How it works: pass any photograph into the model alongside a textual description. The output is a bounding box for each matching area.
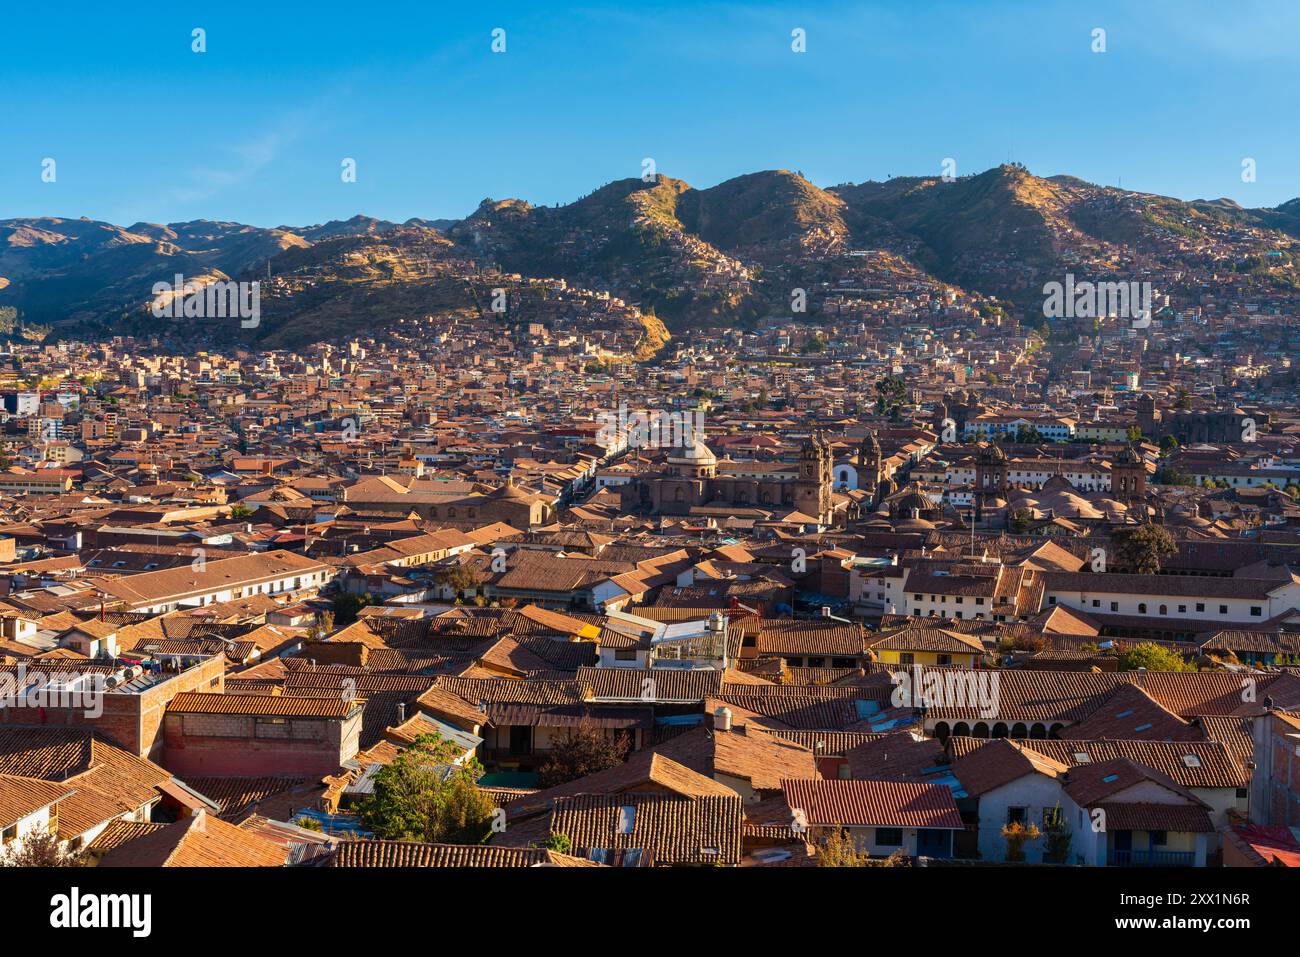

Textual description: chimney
[713,706,732,732]
[396,702,407,724]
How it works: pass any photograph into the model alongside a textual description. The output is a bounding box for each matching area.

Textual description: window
[1178,605,1186,614]
[1149,830,1167,847]
[1196,603,1205,612]
[1111,602,1119,612]
[1138,603,1147,614]
[1007,807,1027,825]
[1,824,16,844]
[900,653,914,665]
[938,655,951,665]
[614,649,638,661]
[875,828,903,847]
[1251,607,1262,617]
[1219,605,1228,615]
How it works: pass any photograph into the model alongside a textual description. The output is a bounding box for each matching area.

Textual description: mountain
[3,166,1299,346]
[0,217,307,329]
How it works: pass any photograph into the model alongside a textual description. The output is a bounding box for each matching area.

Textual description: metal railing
[1110,849,1195,867]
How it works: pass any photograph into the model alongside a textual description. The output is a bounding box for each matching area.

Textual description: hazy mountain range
[3,164,1298,348]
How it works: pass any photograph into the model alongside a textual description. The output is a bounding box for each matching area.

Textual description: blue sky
[2,0,1297,227]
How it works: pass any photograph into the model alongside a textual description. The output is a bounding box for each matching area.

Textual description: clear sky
[3,0,1297,227]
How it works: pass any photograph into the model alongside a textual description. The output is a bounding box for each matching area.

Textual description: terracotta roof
[780,779,964,829]
[952,738,1248,789]
[1062,757,1208,808]
[951,739,1070,797]
[95,809,288,867]
[0,774,75,828]
[167,691,358,718]
[1224,824,1300,867]
[331,839,599,867]
[1092,802,1215,833]
[548,792,743,866]
[577,666,723,702]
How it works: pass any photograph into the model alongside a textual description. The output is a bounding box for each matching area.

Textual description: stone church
[624,430,837,526]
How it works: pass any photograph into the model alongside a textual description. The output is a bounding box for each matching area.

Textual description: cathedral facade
[626,432,836,525]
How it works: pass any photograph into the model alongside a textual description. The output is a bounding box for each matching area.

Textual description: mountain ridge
[3,165,1299,346]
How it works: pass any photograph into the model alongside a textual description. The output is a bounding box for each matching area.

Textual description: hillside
[3,166,1299,346]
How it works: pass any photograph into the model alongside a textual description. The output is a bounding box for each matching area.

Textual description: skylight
[617,805,636,835]
[1182,754,1202,768]
[1102,773,1119,783]
[1073,752,1091,763]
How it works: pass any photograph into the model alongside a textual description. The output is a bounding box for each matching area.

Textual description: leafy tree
[1112,523,1177,574]
[536,723,630,788]
[815,827,907,867]
[305,610,335,642]
[1120,642,1195,673]
[816,826,873,866]
[356,734,496,844]
[874,375,908,421]
[1155,466,1193,486]
[332,591,375,627]
[1126,425,1143,442]
[436,564,481,598]
[0,829,87,867]
[229,502,254,520]
[1159,434,1180,456]
[541,833,572,854]
[1010,508,1034,534]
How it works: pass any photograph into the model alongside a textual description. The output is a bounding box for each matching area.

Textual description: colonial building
[628,431,836,526]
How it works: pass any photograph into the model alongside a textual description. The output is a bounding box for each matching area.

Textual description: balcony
[1110,849,1195,867]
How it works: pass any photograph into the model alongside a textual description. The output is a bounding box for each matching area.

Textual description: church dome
[666,439,717,467]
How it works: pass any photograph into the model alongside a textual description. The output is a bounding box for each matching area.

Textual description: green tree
[541,833,572,854]
[436,564,481,598]
[874,375,908,421]
[356,734,496,843]
[1112,523,1177,574]
[1120,642,1196,672]
[229,502,254,520]
[332,591,375,627]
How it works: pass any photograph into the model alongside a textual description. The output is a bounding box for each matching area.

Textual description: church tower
[860,429,883,505]
[796,433,834,526]
[1111,443,1147,502]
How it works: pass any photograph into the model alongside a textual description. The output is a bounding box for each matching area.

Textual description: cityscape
[0,0,1292,938]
